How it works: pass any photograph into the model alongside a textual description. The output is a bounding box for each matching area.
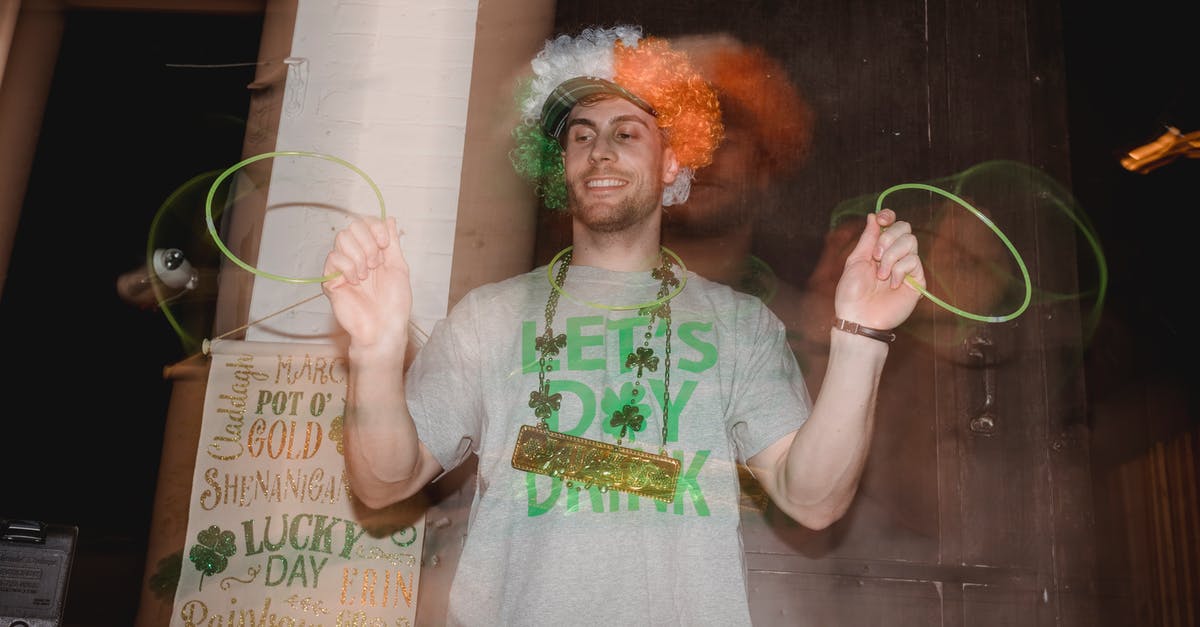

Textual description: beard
[566,169,662,233]
[568,196,650,233]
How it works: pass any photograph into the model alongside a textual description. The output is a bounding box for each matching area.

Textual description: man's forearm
[343,345,429,509]
[778,329,888,527]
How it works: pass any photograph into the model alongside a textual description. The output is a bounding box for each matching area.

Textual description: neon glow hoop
[205,151,387,284]
[876,182,1031,323]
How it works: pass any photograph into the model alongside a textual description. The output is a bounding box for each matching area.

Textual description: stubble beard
[566,174,661,234]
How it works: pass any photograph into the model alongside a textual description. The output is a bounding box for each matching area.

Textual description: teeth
[587,178,623,188]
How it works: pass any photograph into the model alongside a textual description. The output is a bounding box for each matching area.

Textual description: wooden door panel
[748,572,944,626]
[961,584,1039,627]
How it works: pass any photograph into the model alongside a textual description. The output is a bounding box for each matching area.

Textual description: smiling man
[563,95,678,263]
[322,25,925,626]
[564,97,671,234]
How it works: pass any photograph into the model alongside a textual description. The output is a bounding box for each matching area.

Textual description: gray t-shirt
[406,263,811,626]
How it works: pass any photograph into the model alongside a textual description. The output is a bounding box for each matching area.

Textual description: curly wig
[671,33,814,175]
[510,25,724,210]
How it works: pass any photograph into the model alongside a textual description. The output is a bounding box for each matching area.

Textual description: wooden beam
[64,0,265,14]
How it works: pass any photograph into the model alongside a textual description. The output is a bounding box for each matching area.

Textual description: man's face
[562,96,679,233]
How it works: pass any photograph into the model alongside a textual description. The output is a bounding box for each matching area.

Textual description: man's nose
[588,135,616,163]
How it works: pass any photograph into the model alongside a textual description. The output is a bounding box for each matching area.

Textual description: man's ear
[661,147,681,184]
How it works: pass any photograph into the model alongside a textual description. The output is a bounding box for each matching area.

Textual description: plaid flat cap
[539,76,658,140]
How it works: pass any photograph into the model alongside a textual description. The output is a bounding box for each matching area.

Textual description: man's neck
[570,217,664,272]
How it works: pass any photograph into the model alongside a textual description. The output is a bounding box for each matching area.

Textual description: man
[322,25,924,626]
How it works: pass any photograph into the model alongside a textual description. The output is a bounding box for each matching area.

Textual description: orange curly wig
[672,34,814,175]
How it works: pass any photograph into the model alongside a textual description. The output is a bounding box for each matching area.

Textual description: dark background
[1,1,1195,624]
[1060,0,1196,491]
[0,9,264,625]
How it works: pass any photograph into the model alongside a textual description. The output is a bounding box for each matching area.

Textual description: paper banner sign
[172,339,423,626]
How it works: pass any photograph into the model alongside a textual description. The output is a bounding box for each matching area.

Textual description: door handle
[966,335,996,435]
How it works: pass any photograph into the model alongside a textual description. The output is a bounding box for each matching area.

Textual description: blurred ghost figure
[666,33,950,550]
[663,34,825,373]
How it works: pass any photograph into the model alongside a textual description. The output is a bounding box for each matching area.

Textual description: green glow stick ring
[876,182,1031,323]
[547,245,688,311]
[205,150,387,284]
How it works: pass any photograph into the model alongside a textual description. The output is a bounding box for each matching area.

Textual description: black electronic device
[0,519,76,627]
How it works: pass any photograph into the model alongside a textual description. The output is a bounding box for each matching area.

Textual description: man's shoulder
[679,271,790,336]
[451,266,547,309]
[683,271,773,309]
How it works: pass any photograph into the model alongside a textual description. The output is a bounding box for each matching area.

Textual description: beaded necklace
[510,246,686,503]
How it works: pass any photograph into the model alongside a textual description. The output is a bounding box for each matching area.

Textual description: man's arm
[323,216,443,509]
[748,209,923,529]
[747,331,886,529]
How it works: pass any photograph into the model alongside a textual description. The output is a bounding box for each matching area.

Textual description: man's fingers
[873,218,912,261]
[378,216,399,247]
[874,229,918,278]
[846,213,884,264]
[889,254,923,289]
[323,249,362,286]
[333,228,372,281]
[323,216,404,290]
[322,274,348,292]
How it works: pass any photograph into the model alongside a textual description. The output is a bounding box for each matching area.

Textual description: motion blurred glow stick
[205,151,386,284]
[876,182,1031,323]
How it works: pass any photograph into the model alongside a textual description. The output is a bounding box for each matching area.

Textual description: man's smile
[585,177,627,190]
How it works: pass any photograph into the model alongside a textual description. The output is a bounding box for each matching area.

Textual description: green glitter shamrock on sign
[188,524,237,590]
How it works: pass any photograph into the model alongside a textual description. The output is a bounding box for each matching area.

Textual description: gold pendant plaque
[511,425,681,503]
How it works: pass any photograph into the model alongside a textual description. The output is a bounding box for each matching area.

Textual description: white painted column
[243,0,482,343]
